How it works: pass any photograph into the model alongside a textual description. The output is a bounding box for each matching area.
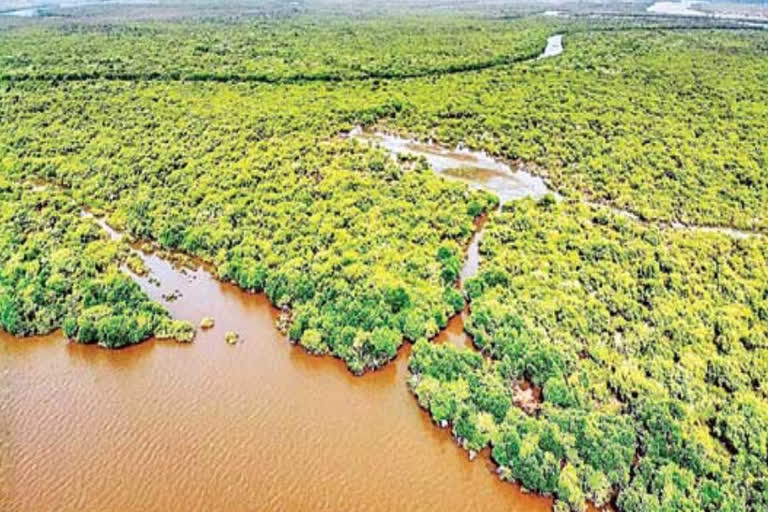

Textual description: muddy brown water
[3,110,627,512]
[6,121,745,510]
[1,222,557,511]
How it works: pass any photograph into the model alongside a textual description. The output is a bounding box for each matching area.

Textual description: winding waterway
[349,130,553,287]
[0,33,575,512]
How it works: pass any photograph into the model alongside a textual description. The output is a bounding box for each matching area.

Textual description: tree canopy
[411,198,768,511]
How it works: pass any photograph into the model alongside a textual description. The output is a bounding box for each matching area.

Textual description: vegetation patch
[2,11,768,510]
[0,17,552,82]
[384,29,768,231]
[0,77,496,370]
[410,198,768,511]
[0,179,192,348]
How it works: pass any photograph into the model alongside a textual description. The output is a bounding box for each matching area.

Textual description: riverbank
[1,226,555,512]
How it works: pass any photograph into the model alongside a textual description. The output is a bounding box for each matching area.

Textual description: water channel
[3,30,755,512]
[2,208,560,512]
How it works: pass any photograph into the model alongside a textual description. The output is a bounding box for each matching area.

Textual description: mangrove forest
[2,1,768,511]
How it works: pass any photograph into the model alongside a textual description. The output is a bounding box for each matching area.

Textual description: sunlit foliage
[384,29,768,231]
[0,77,496,369]
[0,179,192,347]
[2,10,768,509]
[0,17,551,81]
[411,198,768,510]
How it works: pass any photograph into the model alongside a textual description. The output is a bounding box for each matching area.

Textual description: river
[2,213,556,511]
[3,28,752,512]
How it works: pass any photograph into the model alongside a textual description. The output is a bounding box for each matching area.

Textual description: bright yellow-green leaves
[2,11,768,512]
[413,198,768,511]
[0,183,192,347]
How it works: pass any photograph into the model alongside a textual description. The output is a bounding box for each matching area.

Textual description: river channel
[2,224,555,511]
[5,30,735,512]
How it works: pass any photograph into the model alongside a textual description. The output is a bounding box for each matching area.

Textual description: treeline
[0,179,193,347]
[0,46,547,84]
[0,16,553,82]
[410,197,768,511]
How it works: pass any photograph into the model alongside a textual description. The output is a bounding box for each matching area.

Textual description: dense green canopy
[384,28,768,231]
[0,178,193,347]
[1,10,768,511]
[411,199,768,511]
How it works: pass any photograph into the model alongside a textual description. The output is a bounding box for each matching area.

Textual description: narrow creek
[351,129,553,354]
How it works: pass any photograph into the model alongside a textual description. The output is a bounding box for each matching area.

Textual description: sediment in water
[2,202,555,511]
